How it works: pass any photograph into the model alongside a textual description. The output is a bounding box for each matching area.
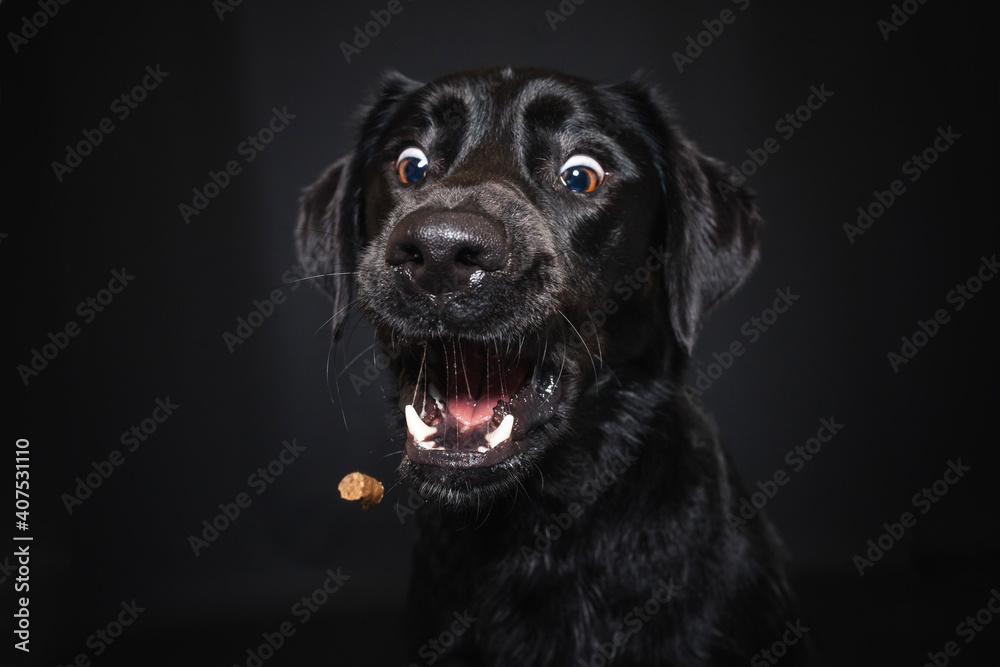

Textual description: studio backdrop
[3,0,997,664]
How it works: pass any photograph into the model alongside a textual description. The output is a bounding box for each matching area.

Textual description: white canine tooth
[405,405,437,442]
[477,445,488,453]
[484,414,514,448]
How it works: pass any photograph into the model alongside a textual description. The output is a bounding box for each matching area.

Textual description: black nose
[385,210,508,294]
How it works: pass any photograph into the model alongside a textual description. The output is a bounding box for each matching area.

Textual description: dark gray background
[3,0,997,664]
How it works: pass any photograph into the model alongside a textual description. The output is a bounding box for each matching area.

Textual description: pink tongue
[448,390,505,427]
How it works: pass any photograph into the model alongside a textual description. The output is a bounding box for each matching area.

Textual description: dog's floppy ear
[612,81,762,354]
[663,144,761,354]
[296,71,422,337]
[296,155,354,335]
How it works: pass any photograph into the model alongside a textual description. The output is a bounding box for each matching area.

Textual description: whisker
[532,462,545,493]
[413,342,428,409]
[457,338,473,400]
[514,476,532,508]
[560,310,597,391]
[482,338,489,405]
[295,225,366,249]
[313,313,337,337]
[286,271,360,284]
[494,338,505,401]
[331,297,360,326]
[312,299,359,338]
[325,338,349,431]
[334,343,376,379]
[446,337,454,413]
[384,475,405,504]
[474,497,494,529]
[554,322,568,388]
[340,306,368,367]
[586,309,604,370]
[373,329,388,399]
[605,365,624,389]
[314,298,360,339]
[540,331,549,373]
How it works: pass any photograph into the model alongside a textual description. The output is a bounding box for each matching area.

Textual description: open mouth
[398,338,562,468]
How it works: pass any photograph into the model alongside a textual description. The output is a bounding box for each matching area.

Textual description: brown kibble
[338,472,384,509]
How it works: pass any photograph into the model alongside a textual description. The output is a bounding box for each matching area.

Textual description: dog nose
[385,210,508,294]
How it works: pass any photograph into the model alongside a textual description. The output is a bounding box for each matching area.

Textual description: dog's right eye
[396,147,429,184]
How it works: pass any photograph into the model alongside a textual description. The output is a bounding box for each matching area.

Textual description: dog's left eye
[396,147,429,184]
[558,155,604,193]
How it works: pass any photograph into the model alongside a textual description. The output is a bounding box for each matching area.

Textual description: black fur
[298,67,806,665]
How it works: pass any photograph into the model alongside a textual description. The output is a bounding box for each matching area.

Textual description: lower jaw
[397,431,544,508]
[403,431,532,468]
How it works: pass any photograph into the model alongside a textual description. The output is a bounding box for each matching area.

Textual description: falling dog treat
[338,472,384,509]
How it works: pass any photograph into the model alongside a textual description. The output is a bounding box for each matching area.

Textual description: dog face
[298,67,760,506]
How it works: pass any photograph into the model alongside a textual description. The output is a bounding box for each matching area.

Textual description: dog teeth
[477,445,488,453]
[405,405,438,443]
[427,382,446,413]
[484,414,514,448]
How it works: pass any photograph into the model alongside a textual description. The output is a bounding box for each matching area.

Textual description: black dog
[298,67,805,666]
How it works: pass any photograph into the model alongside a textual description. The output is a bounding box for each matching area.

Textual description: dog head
[298,67,760,506]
